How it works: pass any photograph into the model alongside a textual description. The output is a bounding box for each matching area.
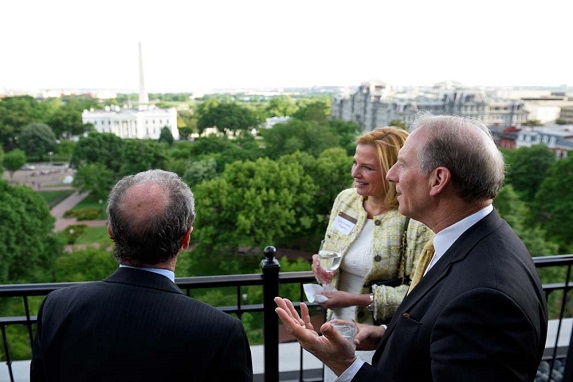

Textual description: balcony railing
[1,248,572,382]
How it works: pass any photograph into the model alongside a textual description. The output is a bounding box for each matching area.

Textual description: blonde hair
[355,126,409,209]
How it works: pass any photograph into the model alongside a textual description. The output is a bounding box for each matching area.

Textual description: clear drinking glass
[318,240,342,292]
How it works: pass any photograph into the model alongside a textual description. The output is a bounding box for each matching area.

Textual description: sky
[1,0,571,93]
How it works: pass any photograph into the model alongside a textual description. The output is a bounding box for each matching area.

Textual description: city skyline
[1,0,571,93]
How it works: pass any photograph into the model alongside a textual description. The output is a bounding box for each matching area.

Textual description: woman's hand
[318,291,361,310]
[312,254,338,284]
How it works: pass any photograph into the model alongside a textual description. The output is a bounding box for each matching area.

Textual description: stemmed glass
[318,240,342,292]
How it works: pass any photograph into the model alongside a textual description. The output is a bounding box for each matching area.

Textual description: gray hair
[411,113,505,203]
[107,169,195,265]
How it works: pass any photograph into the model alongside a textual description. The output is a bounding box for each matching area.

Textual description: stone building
[331,80,528,131]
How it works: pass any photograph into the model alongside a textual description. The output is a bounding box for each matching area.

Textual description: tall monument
[138,41,149,105]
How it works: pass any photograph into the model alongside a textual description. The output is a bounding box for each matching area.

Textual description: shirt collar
[119,264,175,282]
[428,204,493,271]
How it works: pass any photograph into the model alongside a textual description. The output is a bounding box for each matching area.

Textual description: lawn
[74,226,112,246]
[39,190,74,207]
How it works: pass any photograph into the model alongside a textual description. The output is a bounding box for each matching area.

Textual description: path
[50,191,108,232]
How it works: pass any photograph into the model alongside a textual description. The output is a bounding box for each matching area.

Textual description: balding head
[107,170,195,266]
[412,113,505,204]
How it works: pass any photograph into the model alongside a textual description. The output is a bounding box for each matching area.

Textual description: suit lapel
[373,210,504,361]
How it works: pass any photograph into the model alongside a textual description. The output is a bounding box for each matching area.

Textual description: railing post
[261,245,280,382]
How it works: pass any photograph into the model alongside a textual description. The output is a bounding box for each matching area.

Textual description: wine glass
[318,240,342,292]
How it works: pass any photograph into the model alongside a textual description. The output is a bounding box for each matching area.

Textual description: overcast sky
[1,0,570,93]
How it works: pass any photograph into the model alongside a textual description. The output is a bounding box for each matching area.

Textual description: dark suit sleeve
[353,288,542,382]
[430,288,543,381]
[213,319,253,381]
[30,298,47,382]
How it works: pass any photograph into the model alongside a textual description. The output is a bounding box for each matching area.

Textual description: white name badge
[332,212,357,235]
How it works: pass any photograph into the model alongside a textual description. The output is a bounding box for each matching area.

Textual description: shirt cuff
[334,357,365,382]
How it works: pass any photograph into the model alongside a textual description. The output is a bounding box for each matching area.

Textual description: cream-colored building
[82,105,179,140]
[331,80,528,131]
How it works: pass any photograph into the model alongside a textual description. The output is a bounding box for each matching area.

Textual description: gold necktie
[408,240,435,294]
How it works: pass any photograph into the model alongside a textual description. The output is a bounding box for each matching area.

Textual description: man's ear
[107,226,115,241]
[181,226,193,250]
[429,166,451,196]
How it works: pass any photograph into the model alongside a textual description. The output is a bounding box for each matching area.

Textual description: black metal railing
[1,251,572,382]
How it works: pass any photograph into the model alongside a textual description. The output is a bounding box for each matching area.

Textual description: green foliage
[265,96,298,117]
[55,247,117,282]
[523,119,543,126]
[0,96,53,151]
[3,149,27,179]
[292,99,331,124]
[261,119,339,159]
[48,98,95,139]
[158,126,175,145]
[197,101,264,134]
[505,145,555,202]
[70,131,125,173]
[0,179,61,283]
[389,119,407,129]
[63,208,101,221]
[73,226,112,246]
[494,185,558,257]
[193,157,319,255]
[183,158,218,186]
[327,119,361,155]
[120,139,169,176]
[19,123,57,160]
[531,156,573,251]
[56,140,76,161]
[73,163,115,201]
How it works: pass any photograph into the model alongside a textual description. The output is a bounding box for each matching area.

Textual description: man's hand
[355,323,386,351]
[274,297,357,376]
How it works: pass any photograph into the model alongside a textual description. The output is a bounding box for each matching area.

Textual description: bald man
[275,114,547,381]
[31,170,253,382]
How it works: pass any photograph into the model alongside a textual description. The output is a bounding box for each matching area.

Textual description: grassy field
[74,226,112,246]
[39,190,74,207]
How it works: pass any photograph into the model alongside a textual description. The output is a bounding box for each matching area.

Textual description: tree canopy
[18,123,57,161]
[0,179,61,283]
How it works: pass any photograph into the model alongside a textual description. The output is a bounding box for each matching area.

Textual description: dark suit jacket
[354,210,547,382]
[31,267,253,381]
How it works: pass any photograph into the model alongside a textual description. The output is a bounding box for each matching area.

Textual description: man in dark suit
[275,113,548,381]
[31,169,253,381]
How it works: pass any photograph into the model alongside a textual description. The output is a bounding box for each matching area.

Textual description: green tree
[531,156,573,251]
[0,146,3,171]
[48,105,91,140]
[3,149,27,180]
[70,131,125,174]
[292,100,330,124]
[56,140,76,161]
[193,157,318,258]
[261,119,339,159]
[389,119,407,129]
[0,179,61,283]
[327,119,361,155]
[523,120,543,127]
[18,123,57,161]
[183,158,218,186]
[158,126,175,145]
[197,102,263,135]
[72,163,116,201]
[505,145,555,202]
[120,140,168,176]
[55,247,117,282]
[0,96,52,151]
[265,96,298,117]
[493,184,558,257]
